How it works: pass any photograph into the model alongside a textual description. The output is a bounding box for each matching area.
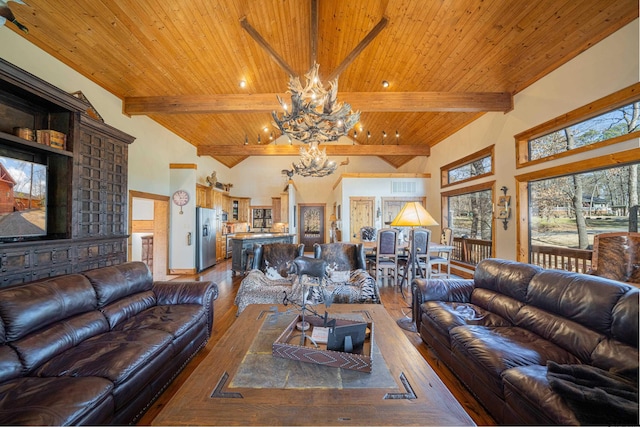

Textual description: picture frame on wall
[498,208,511,219]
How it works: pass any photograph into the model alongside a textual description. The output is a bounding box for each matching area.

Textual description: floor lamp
[390,201,439,332]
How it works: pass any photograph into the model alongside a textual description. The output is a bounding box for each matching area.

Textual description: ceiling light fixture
[292,140,337,177]
[382,80,389,88]
[272,62,359,177]
[239,80,246,88]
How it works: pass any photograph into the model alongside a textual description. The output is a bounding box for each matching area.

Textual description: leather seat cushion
[34,328,171,385]
[113,304,204,338]
[450,325,581,397]
[502,364,579,425]
[422,301,511,341]
[0,376,114,426]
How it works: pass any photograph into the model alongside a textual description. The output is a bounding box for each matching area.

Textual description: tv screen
[0,156,47,240]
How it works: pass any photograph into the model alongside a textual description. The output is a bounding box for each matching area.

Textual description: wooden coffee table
[152,304,475,426]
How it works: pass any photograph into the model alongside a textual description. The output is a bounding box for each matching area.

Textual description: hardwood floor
[137,258,495,426]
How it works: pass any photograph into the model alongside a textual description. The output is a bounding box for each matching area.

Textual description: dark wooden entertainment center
[0,59,135,287]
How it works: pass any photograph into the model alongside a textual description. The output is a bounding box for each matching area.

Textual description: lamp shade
[390,202,439,227]
[329,214,337,222]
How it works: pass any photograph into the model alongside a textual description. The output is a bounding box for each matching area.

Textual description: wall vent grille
[391,182,417,194]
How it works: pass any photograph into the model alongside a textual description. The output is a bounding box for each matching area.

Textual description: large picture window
[530,164,636,250]
[442,182,494,266]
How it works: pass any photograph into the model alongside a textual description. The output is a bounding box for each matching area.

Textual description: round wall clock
[172,189,190,214]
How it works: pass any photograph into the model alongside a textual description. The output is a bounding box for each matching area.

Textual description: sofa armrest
[412,278,475,328]
[153,280,218,335]
[153,280,218,305]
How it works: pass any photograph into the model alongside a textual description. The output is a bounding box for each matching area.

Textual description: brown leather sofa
[413,258,638,425]
[0,262,218,426]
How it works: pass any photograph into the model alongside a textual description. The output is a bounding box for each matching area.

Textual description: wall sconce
[497,186,511,230]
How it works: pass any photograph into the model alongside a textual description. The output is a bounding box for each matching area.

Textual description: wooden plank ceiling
[6,0,638,168]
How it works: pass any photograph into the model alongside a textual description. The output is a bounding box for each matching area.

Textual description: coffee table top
[152,304,475,426]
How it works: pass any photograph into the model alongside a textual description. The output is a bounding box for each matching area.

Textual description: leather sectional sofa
[413,258,638,425]
[0,262,218,425]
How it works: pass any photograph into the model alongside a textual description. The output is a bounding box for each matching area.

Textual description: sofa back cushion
[83,262,153,307]
[0,274,98,341]
[0,346,23,382]
[525,270,633,337]
[591,288,639,376]
[474,259,542,302]
[12,311,109,373]
[518,270,638,364]
[470,288,526,324]
[254,243,304,279]
[100,291,157,329]
[314,243,366,271]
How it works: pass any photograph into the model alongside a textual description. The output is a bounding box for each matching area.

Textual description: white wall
[427,19,639,260]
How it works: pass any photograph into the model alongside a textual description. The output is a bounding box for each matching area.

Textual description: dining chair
[430,227,453,278]
[374,228,399,287]
[397,228,431,296]
[412,228,432,279]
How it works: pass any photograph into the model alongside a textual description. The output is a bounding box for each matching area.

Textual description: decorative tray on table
[272,314,374,373]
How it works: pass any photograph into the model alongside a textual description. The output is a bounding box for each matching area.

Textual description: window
[516,83,640,168]
[529,164,636,249]
[442,182,494,266]
[528,102,639,162]
[441,145,494,187]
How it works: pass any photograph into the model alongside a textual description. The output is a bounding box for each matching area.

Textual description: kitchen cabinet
[230,197,250,222]
[195,184,212,208]
[272,197,281,223]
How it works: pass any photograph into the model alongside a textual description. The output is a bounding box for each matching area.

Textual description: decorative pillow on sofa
[265,265,285,280]
[329,269,351,283]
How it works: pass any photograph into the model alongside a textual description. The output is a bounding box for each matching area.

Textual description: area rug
[229,310,396,390]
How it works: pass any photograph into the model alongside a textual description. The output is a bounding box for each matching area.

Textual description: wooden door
[299,204,325,251]
[350,197,374,241]
[128,190,169,280]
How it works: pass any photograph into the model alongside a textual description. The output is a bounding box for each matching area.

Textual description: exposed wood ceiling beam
[310,0,318,68]
[326,16,389,81]
[197,144,430,157]
[124,91,512,114]
[240,17,296,77]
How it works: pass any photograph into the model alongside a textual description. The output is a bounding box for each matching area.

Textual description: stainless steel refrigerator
[196,207,216,272]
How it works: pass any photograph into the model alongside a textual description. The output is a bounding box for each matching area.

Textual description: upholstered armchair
[311,242,380,305]
[234,242,304,314]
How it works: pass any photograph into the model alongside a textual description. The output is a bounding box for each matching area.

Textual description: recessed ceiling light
[239,80,246,88]
[382,80,389,88]
[263,127,269,132]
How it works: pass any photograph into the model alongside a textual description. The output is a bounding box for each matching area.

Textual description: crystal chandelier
[272,63,360,177]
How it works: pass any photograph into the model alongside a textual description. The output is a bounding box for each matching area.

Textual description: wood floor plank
[136,259,495,425]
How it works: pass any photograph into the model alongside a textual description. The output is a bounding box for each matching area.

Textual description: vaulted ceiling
[5,0,638,168]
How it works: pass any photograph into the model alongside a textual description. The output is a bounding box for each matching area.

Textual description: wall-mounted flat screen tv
[0,156,47,240]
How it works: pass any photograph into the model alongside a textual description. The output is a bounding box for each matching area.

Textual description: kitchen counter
[230,233,295,275]
[231,232,293,240]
